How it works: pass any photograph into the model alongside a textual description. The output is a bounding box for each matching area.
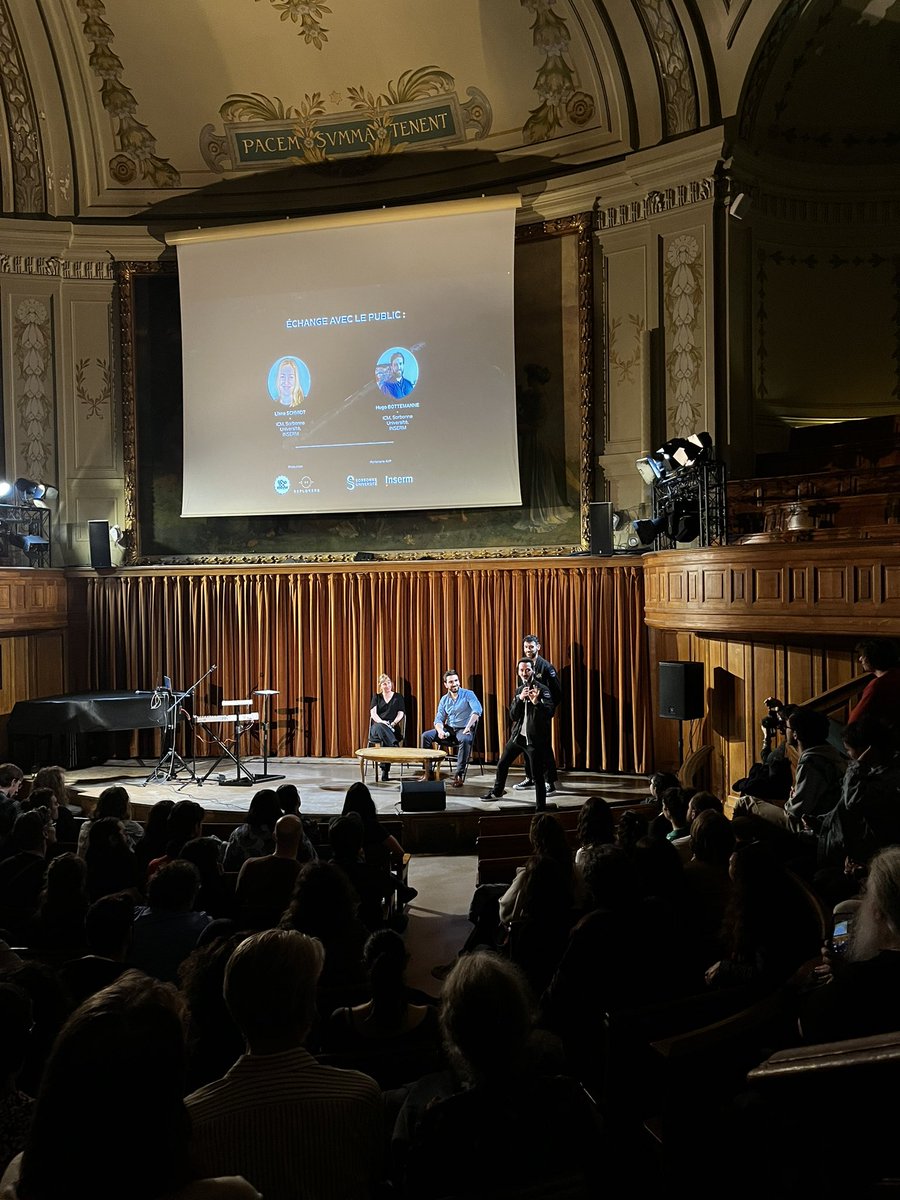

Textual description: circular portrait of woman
[268,356,310,408]
[375,347,418,399]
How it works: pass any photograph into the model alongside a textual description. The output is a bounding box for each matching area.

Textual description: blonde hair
[275,357,305,408]
[377,673,393,689]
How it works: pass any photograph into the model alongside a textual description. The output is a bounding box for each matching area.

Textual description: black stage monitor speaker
[589,501,613,556]
[88,520,112,569]
[659,661,704,720]
[400,779,446,812]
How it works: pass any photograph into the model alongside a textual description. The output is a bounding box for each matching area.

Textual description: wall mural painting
[255,0,332,49]
[118,214,593,563]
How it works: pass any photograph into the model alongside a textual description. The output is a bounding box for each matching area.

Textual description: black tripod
[142,664,217,787]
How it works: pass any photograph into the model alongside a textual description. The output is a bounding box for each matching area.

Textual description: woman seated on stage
[368,674,405,782]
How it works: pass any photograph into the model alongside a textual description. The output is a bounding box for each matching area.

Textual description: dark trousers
[494,736,547,809]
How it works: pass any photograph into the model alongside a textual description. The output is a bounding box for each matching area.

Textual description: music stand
[252,689,284,781]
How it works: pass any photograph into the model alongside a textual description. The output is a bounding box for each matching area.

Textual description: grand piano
[7,691,169,769]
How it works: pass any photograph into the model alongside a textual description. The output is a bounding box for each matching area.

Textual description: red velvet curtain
[86,561,652,771]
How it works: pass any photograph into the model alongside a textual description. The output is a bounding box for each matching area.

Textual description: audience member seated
[669,790,724,861]
[0,813,51,943]
[135,799,174,872]
[399,952,600,1200]
[84,817,141,902]
[704,841,823,991]
[341,782,416,903]
[16,790,71,856]
[223,790,280,873]
[273,784,318,857]
[131,861,212,983]
[659,786,693,843]
[615,807,649,853]
[506,856,580,998]
[179,934,246,1093]
[0,960,71,1099]
[0,768,24,845]
[0,983,33,1175]
[235,815,305,930]
[645,771,680,839]
[75,786,142,856]
[799,846,900,1043]
[809,717,900,875]
[186,929,382,1200]
[25,853,87,955]
[148,800,205,879]
[849,638,900,730]
[326,814,393,933]
[27,769,78,846]
[60,892,134,1005]
[180,837,234,921]
[574,796,615,867]
[0,971,260,1200]
[279,862,368,1010]
[499,812,581,925]
[323,929,442,1087]
[782,707,847,832]
[682,810,735,974]
[733,702,798,803]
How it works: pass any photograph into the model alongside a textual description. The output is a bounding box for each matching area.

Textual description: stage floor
[68,755,649,823]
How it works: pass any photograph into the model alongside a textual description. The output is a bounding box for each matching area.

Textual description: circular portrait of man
[375,348,418,399]
[268,356,311,408]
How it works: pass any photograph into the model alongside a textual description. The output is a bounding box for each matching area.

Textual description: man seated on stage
[420,670,483,788]
[482,659,555,810]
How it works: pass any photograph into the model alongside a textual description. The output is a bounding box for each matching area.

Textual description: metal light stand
[142,664,217,787]
[252,689,284,781]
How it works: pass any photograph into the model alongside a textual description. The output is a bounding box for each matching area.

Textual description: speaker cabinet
[589,501,613,556]
[400,779,446,812]
[658,661,704,720]
[88,520,112,570]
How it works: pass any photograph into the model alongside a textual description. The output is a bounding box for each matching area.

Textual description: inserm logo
[274,475,290,494]
[346,475,378,491]
[385,475,414,486]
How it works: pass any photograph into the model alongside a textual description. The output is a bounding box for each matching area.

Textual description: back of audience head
[30,767,66,807]
[343,781,377,821]
[39,852,87,913]
[17,787,55,816]
[650,771,680,801]
[12,809,50,854]
[518,855,574,920]
[850,845,900,962]
[225,928,324,1049]
[328,813,364,861]
[165,800,204,856]
[17,971,191,1200]
[274,813,303,856]
[0,763,24,794]
[615,808,648,853]
[281,860,358,938]
[93,785,131,822]
[632,835,684,900]
[856,638,899,673]
[364,928,408,1021]
[142,799,175,855]
[576,796,615,849]
[147,860,200,912]
[581,843,640,910]
[86,816,127,856]
[85,893,135,959]
[276,783,302,814]
[661,786,692,830]
[246,788,280,831]
[843,716,897,760]
[686,791,723,824]
[786,706,830,748]
[529,812,571,869]
[179,836,223,881]
[690,810,735,867]
[441,952,533,1083]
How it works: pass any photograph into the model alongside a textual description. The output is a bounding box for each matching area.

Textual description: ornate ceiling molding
[0,0,47,212]
[633,0,699,137]
[594,176,714,230]
[0,253,114,278]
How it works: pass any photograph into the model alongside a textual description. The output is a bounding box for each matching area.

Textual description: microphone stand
[142,663,217,787]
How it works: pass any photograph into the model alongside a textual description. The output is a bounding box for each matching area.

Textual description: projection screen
[169,196,522,519]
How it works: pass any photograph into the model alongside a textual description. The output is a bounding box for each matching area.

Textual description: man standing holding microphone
[482,659,555,810]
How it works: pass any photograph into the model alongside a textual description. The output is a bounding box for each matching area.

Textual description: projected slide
[174,197,521,519]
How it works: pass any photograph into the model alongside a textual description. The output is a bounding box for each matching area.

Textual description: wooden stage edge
[69,756,650,855]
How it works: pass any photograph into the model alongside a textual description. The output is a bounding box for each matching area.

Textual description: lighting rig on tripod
[630,431,727,550]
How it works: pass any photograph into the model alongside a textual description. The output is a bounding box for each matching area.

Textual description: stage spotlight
[0,480,12,500]
[9,533,49,552]
[14,478,58,504]
[109,524,126,546]
[635,456,665,485]
[632,516,668,545]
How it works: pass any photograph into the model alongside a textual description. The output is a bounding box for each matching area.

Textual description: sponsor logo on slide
[385,475,414,486]
[346,475,377,491]
[274,475,291,494]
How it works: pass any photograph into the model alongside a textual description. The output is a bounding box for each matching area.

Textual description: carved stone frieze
[0,254,114,279]
[0,0,47,212]
[595,178,714,231]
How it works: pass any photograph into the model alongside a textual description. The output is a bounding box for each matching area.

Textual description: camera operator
[732,699,798,806]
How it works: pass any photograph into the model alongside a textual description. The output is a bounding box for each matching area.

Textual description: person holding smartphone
[482,659,554,810]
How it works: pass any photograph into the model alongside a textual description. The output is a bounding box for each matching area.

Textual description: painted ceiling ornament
[202,66,491,171]
[520,0,595,142]
[75,0,180,187]
[254,0,331,49]
[664,234,703,438]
